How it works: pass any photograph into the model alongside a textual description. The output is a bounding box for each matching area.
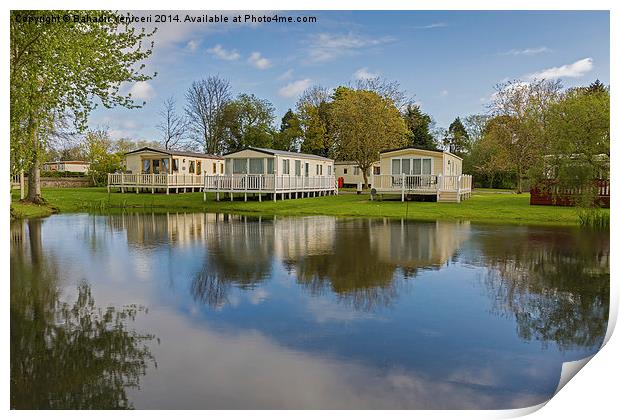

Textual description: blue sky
[92,10,610,141]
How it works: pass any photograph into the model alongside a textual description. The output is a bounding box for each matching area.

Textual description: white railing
[204,174,337,193]
[108,173,205,187]
[371,174,472,193]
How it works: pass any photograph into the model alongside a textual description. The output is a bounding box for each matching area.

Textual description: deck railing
[108,172,337,193]
[204,174,336,192]
[371,174,472,193]
[108,173,205,187]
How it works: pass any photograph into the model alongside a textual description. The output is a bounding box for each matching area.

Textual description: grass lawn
[10,187,604,227]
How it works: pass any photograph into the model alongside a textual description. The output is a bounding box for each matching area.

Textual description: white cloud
[440,89,449,97]
[278,69,294,80]
[186,40,199,52]
[307,33,394,63]
[353,67,379,80]
[279,79,312,98]
[413,22,448,29]
[501,46,551,56]
[528,57,593,80]
[207,44,241,61]
[248,52,271,69]
[128,81,155,100]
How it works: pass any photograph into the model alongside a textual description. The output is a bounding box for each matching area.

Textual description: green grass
[10,187,606,227]
[10,200,59,219]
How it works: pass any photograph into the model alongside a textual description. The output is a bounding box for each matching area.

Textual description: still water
[10,213,609,409]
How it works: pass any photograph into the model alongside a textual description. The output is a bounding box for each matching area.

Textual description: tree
[353,77,411,111]
[541,86,610,206]
[402,104,437,150]
[83,129,123,186]
[586,79,607,94]
[330,88,409,188]
[156,97,188,150]
[296,85,333,157]
[486,79,562,193]
[274,109,303,151]
[221,94,276,152]
[443,117,470,155]
[185,76,231,155]
[10,10,155,203]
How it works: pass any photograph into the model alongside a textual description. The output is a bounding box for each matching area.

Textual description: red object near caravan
[337,177,344,188]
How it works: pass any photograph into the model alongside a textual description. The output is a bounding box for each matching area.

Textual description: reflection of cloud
[305,296,377,323]
[128,308,547,409]
[248,288,269,305]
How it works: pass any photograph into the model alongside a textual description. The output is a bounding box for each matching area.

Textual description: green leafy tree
[83,129,123,186]
[10,10,155,203]
[274,109,303,151]
[296,85,333,157]
[330,88,409,188]
[402,104,437,150]
[486,79,562,193]
[443,117,470,155]
[539,85,610,206]
[221,93,276,152]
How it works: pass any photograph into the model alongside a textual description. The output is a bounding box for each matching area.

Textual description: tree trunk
[516,173,523,194]
[26,122,44,204]
[362,169,369,189]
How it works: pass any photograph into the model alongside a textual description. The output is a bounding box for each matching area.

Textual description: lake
[10,213,609,409]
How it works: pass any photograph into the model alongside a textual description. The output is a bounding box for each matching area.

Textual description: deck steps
[437,191,460,203]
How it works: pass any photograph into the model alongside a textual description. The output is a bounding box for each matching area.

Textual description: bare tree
[156,97,188,150]
[185,76,231,155]
[353,77,412,110]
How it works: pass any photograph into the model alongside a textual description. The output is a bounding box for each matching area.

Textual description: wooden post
[401,173,405,202]
[121,173,125,193]
[151,173,155,194]
[258,174,262,202]
[20,170,25,200]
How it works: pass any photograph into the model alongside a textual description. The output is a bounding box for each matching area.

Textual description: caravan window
[391,159,401,175]
[249,158,264,174]
[295,160,301,176]
[233,159,247,174]
[422,159,431,175]
[267,158,274,174]
[282,159,290,175]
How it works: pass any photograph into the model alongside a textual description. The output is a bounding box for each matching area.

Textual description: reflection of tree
[292,220,399,311]
[475,229,609,351]
[191,216,273,308]
[11,219,157,409]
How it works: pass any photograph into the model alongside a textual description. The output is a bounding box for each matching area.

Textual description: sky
[90,10,610,142]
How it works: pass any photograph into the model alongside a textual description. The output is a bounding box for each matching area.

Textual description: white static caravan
[108,146,225,194]
[334,161,380,187]
[204,147,337,201]
[42,161,90,173]
[371,147,472,203]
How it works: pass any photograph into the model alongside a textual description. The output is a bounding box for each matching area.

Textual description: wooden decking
[530,179,610,208]
[108,173,205,194]
[370,174,473,203]
[107,173,338,201]
[203,174,337,201]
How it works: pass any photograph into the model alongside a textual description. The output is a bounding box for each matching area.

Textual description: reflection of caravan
[368,220,471,271]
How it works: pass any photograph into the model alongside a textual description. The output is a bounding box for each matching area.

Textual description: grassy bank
[10,187,606,227]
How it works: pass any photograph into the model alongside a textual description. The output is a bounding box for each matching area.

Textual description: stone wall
[17,177,93,188]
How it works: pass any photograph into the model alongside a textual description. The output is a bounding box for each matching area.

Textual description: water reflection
[471,229,609,351]
[10,213,610,409]
[10,220,157,409]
